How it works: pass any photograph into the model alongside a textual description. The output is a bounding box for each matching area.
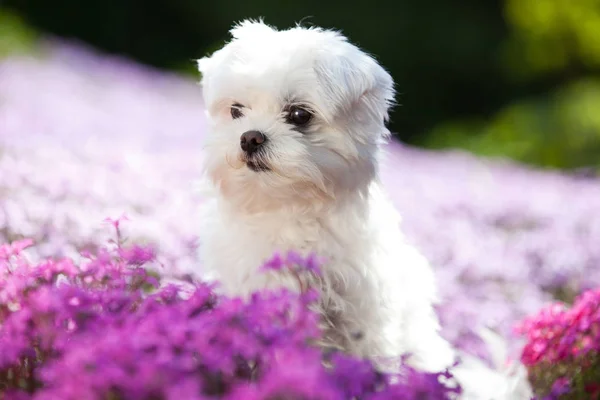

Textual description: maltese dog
[197,19,532,399]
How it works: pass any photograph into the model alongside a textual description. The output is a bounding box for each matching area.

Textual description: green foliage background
[1,0,599,172]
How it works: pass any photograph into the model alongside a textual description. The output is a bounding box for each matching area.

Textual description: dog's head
[198,19,394,211]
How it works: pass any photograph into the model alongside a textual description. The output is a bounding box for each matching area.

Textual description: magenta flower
[0,238,34,261]
[515,288,600,366]
[515,287,600,398]
[260,251,322,276]
[118,244,157,265]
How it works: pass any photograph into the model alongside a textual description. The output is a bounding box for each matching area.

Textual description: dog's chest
[201,203,364,294]
[227,210,341,261]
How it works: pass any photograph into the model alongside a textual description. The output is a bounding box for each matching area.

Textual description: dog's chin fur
[197,20,533,399]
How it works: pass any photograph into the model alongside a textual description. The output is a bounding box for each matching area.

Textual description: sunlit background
[1,0,599,373]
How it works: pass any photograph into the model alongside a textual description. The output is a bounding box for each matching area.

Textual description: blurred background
[2,0,600,172]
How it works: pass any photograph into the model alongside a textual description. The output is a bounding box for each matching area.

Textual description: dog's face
[198,20,395,211]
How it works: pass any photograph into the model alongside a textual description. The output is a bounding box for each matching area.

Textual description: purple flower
[117,244,156,265]
[228,347,344,400]
[329,353,384,397]
[260,251,322,276]
[0,236,459,399]
[543,377,571,400]
[259,252,285,272]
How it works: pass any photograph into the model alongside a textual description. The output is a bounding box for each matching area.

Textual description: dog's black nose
[240,130,266,155]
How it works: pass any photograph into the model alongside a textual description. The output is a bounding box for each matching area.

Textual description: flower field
[1,40,599,398]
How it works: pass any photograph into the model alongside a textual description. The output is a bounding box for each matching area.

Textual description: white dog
[197,19,531,398]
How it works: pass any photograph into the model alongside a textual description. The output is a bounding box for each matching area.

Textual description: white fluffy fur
[197,19,532,398]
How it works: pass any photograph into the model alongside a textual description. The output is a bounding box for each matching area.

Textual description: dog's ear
[197,56,211,80]
[314,35,395,126]
[197,51,222,109]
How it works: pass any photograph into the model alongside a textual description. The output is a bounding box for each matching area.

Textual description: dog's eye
[230,103,244,120]
[287,106,312,126]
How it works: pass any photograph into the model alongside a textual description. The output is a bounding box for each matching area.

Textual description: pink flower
[0,238,34,261]
[516,287,600,398]
[103,214,130,230]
